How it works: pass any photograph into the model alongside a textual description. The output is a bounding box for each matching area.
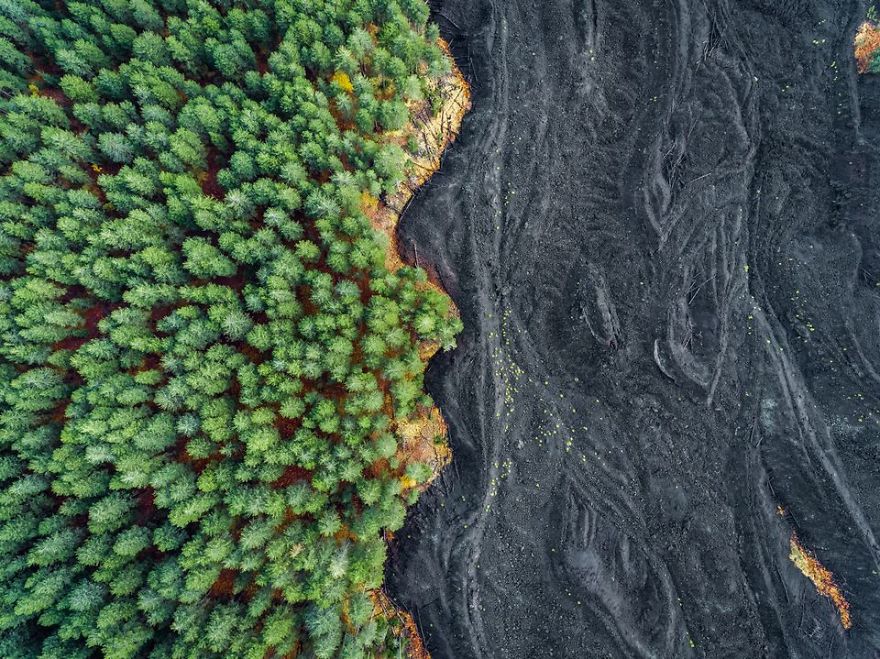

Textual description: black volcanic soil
[387,0,880,657]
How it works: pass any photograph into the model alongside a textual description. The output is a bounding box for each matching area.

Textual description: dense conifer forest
[0,0,461,656]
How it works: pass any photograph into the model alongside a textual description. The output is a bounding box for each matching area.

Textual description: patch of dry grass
[789,533,852,630]
[855,21,880,73]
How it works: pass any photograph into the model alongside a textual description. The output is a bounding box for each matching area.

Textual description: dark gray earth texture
[387,0,880,657]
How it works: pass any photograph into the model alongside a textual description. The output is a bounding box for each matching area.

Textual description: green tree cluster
[0,0,460,657]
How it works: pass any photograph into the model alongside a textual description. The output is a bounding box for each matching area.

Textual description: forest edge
[366,39,470,658]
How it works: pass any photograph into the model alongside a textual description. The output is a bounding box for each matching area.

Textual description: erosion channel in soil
[387,0,880,657]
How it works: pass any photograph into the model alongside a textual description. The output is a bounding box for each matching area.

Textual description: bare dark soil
[388,0,880,657]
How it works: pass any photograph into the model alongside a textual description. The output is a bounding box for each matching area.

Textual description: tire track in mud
[389,0,880,656]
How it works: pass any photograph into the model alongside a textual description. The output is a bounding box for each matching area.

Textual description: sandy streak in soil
[388,0,880,657]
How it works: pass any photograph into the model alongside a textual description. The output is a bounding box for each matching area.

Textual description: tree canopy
[0,0,460,656]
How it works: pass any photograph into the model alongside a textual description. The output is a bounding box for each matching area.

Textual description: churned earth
[387,0,880,657]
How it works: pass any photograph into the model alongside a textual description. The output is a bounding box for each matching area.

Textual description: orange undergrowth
[789,533,852,630]
[370,591,431,659]
[855,21,880,73]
